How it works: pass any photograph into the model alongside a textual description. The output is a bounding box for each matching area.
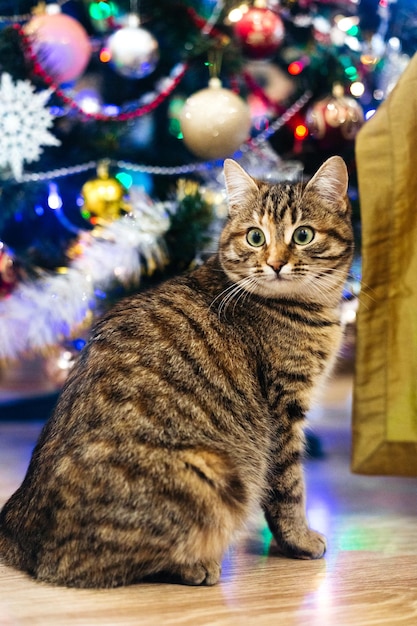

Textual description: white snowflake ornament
[0,73,61,180]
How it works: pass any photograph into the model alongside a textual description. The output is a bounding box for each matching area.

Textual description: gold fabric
[352,52,417,476]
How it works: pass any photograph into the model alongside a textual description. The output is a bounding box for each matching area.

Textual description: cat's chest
[244,302,342,380]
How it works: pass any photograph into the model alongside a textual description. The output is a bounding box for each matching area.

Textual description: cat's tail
[0,525,34,574]
[0,494,39,577]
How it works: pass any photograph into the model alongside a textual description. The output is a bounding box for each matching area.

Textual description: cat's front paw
[176,560,221,586]
[277,527,327,560]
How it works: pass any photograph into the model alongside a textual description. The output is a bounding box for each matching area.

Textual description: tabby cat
[0,156,353,588]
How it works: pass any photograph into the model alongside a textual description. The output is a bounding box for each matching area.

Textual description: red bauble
[305,87,364,150]
[234,7,285,59]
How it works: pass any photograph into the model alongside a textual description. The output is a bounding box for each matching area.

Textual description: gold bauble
[81,161,129,222]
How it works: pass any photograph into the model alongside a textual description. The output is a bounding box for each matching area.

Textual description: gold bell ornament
[81,161,130,223]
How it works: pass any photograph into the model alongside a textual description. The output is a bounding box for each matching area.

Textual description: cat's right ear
[223,159,259,217]
[304,156,349,213]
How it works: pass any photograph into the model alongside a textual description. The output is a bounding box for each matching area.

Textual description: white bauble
[106,15,159,79]
[180,78,252,160]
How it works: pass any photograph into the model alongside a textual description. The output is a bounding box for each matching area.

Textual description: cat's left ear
[304,156,349,213]
[223,159,259,217]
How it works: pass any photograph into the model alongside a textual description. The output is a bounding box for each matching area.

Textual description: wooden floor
[1,365,417,625]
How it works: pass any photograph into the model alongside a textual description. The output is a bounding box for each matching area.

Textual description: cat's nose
[267,260,287,275]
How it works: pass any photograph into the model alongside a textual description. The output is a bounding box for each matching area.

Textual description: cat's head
[219,156,354,302]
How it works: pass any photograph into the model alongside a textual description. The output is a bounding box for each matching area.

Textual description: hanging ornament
[0,244,19,298]
[180,77,252,160]
[305,84,364,150]
[81,161,131,223]
[24,10,92,84]
[233,4,285,59]
[105,13,159,79]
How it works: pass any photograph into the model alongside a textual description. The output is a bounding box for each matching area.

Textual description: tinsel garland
[0,189,173,361]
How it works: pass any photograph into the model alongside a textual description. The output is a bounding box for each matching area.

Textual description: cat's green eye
[246,228,266,247]
[292,226,315,246]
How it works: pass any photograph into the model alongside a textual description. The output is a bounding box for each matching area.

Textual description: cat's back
[34,257,265,455]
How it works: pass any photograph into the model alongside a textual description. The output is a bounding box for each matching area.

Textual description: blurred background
[0,0,413,410]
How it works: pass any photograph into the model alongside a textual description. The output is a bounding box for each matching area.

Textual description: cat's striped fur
[0,156,353,588]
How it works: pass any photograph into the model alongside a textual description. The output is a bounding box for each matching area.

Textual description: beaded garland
[7,90,312,183]
[15,24,190,123]
[11,1,227,123]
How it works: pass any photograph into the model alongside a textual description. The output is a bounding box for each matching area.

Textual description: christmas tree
[0,0,414,390]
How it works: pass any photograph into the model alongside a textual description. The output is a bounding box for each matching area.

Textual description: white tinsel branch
[0,188,173,361]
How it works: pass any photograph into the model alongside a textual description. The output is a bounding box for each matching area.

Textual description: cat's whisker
[353,278,379,303]
[212,282,242,318]
[219,275,260,318]
[307,265,376,312]
[301,270,347,307]
[315,280,358,313]
[231,276,259,316]
[214,276,257,320]
[210,280,244,313]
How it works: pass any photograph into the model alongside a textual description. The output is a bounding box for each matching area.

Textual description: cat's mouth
[266,270,292,282]
[255,272,295,294]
